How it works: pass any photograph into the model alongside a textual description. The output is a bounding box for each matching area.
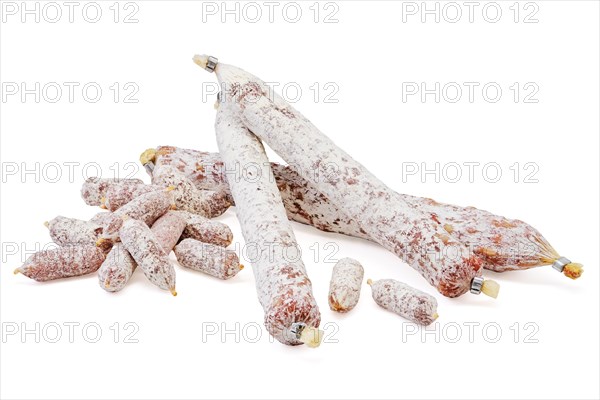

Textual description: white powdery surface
[119,218,176,294]
[89,211,113,226]
[47,216,101,247]
[81,177,144,207]
[176,210,233,248]
[17,245,106,282]
[105,182,160,211]
[151,211,187,254]
[213,62,481,298]
[98,243,137,292]
[174,238,241,280]
[150,145,231,198]
[153,165,230,218]
[98,211,186,293]
[101,190,173,241]
[369,279,438,326]
[328,258,364,313]
[215,101,320,346]
[151,147,558,272]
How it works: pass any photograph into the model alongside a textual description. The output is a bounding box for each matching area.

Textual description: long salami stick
[141,146,582,279]
[196,55,497,299]
[215,101,322,346]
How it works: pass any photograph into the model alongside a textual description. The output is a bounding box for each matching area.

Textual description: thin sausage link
[368,278,439,326]
[104,183,160,211]
[15,245,106,282]
[98,244,137,292]
[119,218,177,296]
[97,188,174,246]
[174,238,243,280]
[176,210,233,248]
[81,177,143,207]
[45,216,103,247]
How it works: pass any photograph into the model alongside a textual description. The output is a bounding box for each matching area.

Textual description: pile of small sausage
[14,56,583,347]
[17,176,241,291]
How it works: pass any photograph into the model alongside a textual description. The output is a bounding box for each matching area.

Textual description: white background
[1,1,599,399]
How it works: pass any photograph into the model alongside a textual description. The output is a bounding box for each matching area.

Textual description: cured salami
[174,239,243,279]
[81,177,143,207]
[97,188,174,246]
[152,147,581,279]
[98,244,137,292]
[15,245,106,282]
[98,211,187,292]
[367,278,439,326]
[195,55,498,298]
[150,211,187,254]
[177,210,233,248]
[103,182,160,212]
[99,178,229,218]
[328,258,364,313]
[152,165,229,218]
[215,100,322,346]
[119,218,177,296]
[140,146,231,200]
[89,211,112,226]
[45,216,103,247]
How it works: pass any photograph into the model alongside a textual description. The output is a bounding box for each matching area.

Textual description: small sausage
[141,146,232,202]
[98,243,137,292]
[98,211,186,292]
[98,188,174,244]
[45,216,102,247]
[104,183,160,211]
[152,165,230,218]
[328,258,364,313]
[150,211,187,254]
[367,278,438,326]
[174,238,243,279]
[119,218,177,295]
[176,211,233,247]
[96,176,229,218]
[14,245,106,282]
[89,211,112,226]
[81,177,143,206]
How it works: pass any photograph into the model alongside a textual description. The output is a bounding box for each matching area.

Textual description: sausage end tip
[481,279,500,299]
[192,54,208,69]
[563,263,583,280]
[299,326,323,348]
[139,148,157,166]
